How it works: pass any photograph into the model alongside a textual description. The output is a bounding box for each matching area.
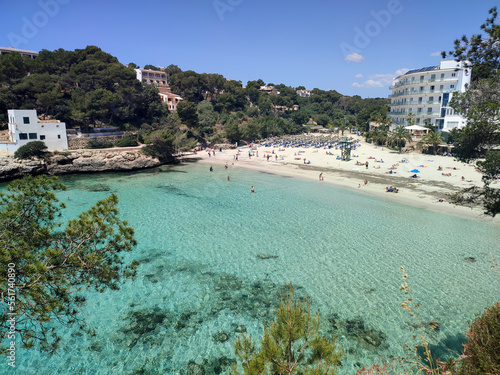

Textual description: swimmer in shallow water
[251,186,255,193]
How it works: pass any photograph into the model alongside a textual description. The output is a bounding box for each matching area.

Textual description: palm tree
[421,131,443,155]
[406,112,416,126]
[389,125,413,153]
[372,113,392,147]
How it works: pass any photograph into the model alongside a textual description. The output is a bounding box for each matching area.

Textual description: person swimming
[251,186,255,193]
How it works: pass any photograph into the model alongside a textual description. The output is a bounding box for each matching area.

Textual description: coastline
[0,147,167,182]
[180,136,500,226]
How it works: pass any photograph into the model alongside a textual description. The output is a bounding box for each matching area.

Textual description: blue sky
[1,0,497,98]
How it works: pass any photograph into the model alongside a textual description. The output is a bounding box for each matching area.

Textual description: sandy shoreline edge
[179,136,500,227]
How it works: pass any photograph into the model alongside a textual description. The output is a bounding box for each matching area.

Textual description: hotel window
[58,135,61,139]
[430,74,435,81]
[451,73,456,77]
[441,73,444,79]
[430,85,435,93]
[19,133,28,140]
[23,117,30,124]
[450,84,455,89]
[29,133,37,139]
[40,135,46,140]
[427,108,432,113]
[440,85,444,90]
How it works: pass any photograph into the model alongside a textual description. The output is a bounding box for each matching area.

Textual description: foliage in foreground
[0,176,138,353]
[13,141,48,160]
[455,302,500,375]
[230,282,341,375]
[445,7,500,216]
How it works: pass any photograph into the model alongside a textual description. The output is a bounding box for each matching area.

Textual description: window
[441,73,444,79]
[427,108,432,113]
[58,135,61,139]
[430,74,436,81]
[442,93,449,106]
[40,135,46,140]
[28,133,37,139]
[440,85,444,90]
[450,84,455,89]
[19,133,28,140]
[451,73,456,77]
[23,117,30,124]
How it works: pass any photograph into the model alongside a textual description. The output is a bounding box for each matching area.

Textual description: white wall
[1,109,69,154]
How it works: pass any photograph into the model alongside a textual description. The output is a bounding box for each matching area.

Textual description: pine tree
[231,283,341,375]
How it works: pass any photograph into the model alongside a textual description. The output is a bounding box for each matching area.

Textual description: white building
[135,68,168,87]
[0,46,38,59]
[296,89,312,97]
[388,60,470,133]
[0,110,68,155]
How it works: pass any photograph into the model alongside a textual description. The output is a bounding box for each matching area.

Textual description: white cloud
[430,51,441,57]
[351,68,409,88]
[345,53,365,63]
[355,73,363,78]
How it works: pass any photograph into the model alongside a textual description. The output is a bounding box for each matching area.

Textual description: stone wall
[67,135,123,150]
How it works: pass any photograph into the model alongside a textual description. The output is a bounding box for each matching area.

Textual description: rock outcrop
[0,148,168,181]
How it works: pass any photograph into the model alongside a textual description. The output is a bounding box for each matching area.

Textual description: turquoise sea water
[3,163,500,374]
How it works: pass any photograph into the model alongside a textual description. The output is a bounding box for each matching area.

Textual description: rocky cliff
[0,148,169,181]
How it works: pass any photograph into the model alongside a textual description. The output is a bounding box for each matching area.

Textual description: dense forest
[0,46,389,151]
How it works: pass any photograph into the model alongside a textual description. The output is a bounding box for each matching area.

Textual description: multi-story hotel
[388,60,470,133]
[135,68,169,87]
[134,68,183,112]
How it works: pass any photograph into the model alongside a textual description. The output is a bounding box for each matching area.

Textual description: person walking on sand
[319,173,323,181]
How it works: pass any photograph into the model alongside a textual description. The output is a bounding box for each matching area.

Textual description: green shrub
[456,302,500,374]
[142,136,173,162]
[115,136,138,147]
[86,138,114,149]
[14,141,48,159]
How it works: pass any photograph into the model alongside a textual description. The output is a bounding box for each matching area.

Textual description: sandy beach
[180,135,500,226]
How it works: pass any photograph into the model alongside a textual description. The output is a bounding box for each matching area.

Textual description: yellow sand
[180,135,500,226]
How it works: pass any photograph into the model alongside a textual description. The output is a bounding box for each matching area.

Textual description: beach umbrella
[411,169,420,173]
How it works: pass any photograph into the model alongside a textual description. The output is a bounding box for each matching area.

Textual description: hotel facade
[388,60,470,133]
[134,68,183,112]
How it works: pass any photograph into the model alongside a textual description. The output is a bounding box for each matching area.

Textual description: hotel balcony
[389,88,456,98]
[389,76,459,90]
